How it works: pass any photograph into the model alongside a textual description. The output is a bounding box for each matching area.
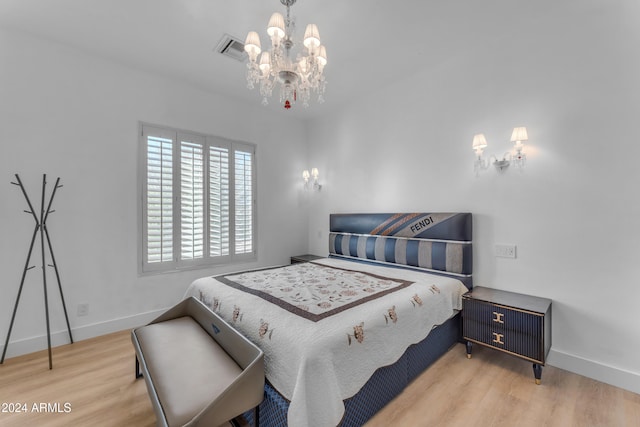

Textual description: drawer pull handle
[492,332,504,345]
[493,312,504,324]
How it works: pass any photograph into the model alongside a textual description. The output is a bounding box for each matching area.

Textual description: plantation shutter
[209,145,230,257]
[144,128,175,267]
[234,147,254,255]
[140,123,256,273]
[179,134,205,261]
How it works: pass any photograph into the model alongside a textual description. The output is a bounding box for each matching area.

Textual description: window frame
[138,122,257,274]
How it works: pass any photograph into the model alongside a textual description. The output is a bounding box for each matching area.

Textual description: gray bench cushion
[135,316,242,426]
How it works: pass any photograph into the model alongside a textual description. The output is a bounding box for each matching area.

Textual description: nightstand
[290,254,324,264]
[462,286,552,384]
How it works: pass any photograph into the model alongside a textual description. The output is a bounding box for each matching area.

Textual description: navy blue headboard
[329,213,472,289]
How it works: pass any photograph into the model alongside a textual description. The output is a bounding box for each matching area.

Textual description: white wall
[305,2,640,393]
[0,28,309,358]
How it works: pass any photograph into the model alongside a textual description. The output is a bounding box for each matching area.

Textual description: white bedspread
[184,258,467,427]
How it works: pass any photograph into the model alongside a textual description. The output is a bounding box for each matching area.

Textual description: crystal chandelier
[244,0,327,110]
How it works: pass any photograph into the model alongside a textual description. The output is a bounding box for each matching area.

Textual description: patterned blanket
[185,258,467,427]
[214,262,413,322]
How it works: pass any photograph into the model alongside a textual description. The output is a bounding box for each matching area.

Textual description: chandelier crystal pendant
[244,0,327,110]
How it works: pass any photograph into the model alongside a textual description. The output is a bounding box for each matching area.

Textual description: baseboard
[0,308,168,360]
[4,317,639,396]
[548,348,640,395]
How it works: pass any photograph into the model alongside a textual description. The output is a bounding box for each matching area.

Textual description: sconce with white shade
[303,168,321,191]
[473,127,529,175]
[473,133,489,175]
[510,126,528,169]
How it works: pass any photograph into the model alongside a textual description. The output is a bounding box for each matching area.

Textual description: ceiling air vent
[215,34,247,62]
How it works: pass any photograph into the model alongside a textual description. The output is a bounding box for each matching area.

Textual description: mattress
[185,257,467,427]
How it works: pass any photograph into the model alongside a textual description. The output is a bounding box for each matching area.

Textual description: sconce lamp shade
[472,134,488,151]
[510,127,528,143]
[302,170,310,181]
[311,168,319,179]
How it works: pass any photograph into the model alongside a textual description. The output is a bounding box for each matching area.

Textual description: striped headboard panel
[329,213,472,289]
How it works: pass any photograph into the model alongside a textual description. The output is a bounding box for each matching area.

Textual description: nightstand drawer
[463,298,543,337]
[463,319,545,363]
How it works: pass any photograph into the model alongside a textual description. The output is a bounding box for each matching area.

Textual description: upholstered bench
[131,297,264,427]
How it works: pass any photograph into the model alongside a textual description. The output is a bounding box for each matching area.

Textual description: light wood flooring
[0,330,638,426]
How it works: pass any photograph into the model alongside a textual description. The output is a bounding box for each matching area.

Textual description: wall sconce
[473,126,529,175]
[303,168,321,191]
[511,126,528,169]
[473,133,489,174]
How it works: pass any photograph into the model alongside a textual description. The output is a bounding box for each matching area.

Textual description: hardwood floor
[0,330,638,426]
[365,345,640,427]
[0,331,155,427]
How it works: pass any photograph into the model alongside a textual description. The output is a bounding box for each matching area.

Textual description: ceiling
[0,0,561,120]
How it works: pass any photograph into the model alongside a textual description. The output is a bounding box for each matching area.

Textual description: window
[139,123,256,273]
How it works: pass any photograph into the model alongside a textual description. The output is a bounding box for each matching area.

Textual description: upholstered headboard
[329,213,472,289]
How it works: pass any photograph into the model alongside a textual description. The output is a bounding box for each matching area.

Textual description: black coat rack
[1,174,73,369]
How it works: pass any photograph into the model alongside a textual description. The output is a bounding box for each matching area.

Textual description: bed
[184,212,472,427]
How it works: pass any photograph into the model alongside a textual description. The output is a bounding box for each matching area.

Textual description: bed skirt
[243,312,460,427]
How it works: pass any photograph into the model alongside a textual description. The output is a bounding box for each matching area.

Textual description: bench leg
[255,405,259,427]
[135,355,143,379]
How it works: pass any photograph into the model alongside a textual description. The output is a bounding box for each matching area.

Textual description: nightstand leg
[533,363,542,384]
[466,341,472,359]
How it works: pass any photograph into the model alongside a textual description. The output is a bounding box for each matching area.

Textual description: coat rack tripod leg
[0,225,39,364]
[43,177,73,344]
[43,228,73,344]
[39,174,54,370]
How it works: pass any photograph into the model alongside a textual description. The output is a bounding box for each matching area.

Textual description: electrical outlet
[77,303,89,317]
[495,244,517,258]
